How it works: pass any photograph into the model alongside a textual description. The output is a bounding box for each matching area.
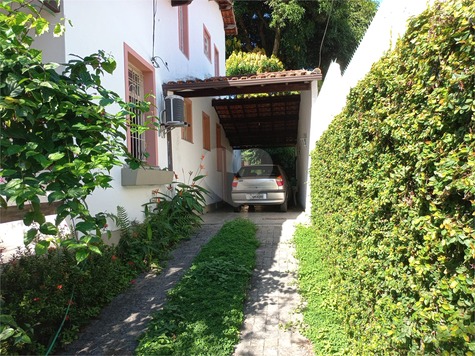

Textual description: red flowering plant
[0,243,137,355]
[107,205,163,271]
[108,157,210,272]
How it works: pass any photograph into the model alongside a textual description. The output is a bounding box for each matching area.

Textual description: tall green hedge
[309,0,475,354]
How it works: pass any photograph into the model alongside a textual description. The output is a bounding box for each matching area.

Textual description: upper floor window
[178,6,189,58]
[214,45,219,76]
[203,25,211,61]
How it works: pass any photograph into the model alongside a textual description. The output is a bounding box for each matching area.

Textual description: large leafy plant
[147,156,211,234]
[0,0,154,261]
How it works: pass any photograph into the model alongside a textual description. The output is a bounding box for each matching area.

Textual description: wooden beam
[0,202,63,224]
[218,114,299,123]
[213,94,300,106]
[168,82,311,98]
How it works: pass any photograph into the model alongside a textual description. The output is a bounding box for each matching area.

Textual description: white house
[37,0,238,213]
[1,0,239,253]
[1,0,328,258]
[3,0,436,258]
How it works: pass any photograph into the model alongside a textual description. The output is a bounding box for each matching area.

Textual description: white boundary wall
[305,0,435,212]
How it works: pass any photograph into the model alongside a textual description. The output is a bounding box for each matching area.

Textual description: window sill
[121,167,174,186]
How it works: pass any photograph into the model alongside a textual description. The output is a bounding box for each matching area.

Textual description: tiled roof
[166,68,321,85]
[171,0,237,36]
[163,69,322,98]
[212,94,302,149]
[215,0,238,35]
[163,69,322,149]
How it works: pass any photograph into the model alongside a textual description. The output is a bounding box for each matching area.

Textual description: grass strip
[293,224,349,355]
[136,217,259,356]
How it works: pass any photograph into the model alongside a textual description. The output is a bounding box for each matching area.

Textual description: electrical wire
[318,0,335,69]
[151,0,169,71]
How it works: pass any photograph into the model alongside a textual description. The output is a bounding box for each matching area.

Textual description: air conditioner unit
[164,95,185,125]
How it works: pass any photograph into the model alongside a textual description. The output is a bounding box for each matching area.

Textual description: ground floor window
[128,64,146,161]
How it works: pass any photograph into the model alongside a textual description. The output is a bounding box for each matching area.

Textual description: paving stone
[232,217,313,356]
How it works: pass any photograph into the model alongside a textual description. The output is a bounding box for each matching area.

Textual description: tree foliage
[230,0,378,74]
[308,0,475,354]
[241,147,296,180]
[0,0,153,260]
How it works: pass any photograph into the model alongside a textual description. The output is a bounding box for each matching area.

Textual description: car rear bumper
[231,190,286,205]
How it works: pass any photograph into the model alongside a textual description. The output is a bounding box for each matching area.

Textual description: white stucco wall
[157,0,225,84]
[297,82,318,209]
[170,96,232,206]
[343,0,435,91]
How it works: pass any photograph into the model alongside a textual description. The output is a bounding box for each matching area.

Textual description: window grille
[128,65,146,161]
[203,25,211,60]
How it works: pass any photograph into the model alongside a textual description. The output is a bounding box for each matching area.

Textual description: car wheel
[233,205,241,212]
[279,200,288,212]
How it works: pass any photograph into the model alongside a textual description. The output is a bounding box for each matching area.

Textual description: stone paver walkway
[234,221,313,356]
[59,224,221,355]
[59,206,312,356]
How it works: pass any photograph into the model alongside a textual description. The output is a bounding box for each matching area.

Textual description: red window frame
[178,6,189,59]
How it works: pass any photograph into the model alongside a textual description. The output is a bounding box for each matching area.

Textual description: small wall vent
[164,95,184,125]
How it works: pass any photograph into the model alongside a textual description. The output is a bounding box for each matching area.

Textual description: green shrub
[308,0,475,354]
[0,163,213,355]
[0,244,136,355]
[136,218,259,356]
[226,50,284,76]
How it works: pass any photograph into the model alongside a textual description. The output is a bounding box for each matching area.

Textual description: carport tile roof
[166,68,322,86]
[212,94,302,149]
[163,69,322,149]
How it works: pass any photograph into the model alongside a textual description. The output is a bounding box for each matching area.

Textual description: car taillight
[276,175,284,186]
[232,177,239,187]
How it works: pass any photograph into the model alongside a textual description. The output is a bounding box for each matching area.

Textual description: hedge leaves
[308,0,475,354]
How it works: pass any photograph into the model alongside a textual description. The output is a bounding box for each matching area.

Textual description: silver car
[231,164,290,212]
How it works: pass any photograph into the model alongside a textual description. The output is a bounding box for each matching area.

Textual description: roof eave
[163,73,322,98]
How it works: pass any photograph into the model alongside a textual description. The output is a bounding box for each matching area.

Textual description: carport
[162,69,322,209]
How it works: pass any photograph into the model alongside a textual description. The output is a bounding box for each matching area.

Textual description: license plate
[247,193,266,199]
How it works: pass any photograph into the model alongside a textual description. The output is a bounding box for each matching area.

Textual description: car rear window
[237,166,281,178]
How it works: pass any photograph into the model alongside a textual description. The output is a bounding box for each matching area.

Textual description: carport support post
[304,80,319,214]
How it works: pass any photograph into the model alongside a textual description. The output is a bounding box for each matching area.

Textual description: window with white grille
[128,65,146,161]
[203,25,211,61]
